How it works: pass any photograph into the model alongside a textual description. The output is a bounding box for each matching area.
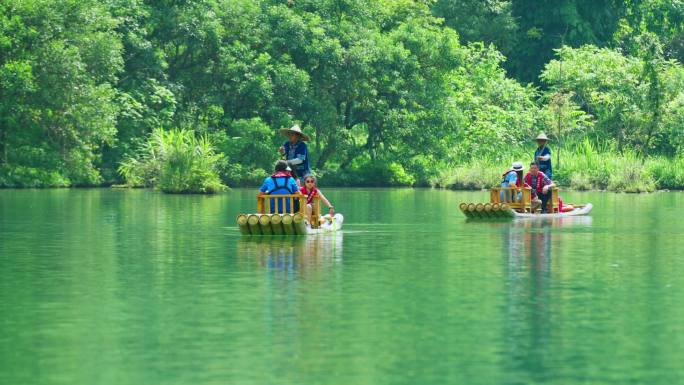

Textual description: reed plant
[118,129,225,194]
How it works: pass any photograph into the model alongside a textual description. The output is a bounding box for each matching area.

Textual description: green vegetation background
[2,0,684,192]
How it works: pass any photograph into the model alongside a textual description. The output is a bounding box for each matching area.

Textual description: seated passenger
[501,161,524,202]
[258,160,300,213]
[299,175,334,225]
[524,162,555,213]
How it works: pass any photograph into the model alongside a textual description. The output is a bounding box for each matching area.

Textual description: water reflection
[501,217,592,383]
[237,234,343,277]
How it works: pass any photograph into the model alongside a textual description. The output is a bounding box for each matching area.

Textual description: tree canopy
[1,0,684,189]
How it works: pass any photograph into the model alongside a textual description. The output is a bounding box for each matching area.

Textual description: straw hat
[534,132,550,141]
[511,161,524,171]
[279,124,310,141]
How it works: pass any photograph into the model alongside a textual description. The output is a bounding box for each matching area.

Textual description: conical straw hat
[279,124,310,141]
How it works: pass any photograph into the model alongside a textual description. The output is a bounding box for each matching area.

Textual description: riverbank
[4,143,684,193]
[433,153,683,193]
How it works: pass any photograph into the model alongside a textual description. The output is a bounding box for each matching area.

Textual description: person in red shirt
[524,162,555,213]
[299,175,334,224]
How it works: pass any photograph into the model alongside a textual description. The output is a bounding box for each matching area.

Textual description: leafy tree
[0,0,122,186]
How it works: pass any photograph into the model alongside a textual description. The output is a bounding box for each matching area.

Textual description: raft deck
[460,187,592,220]
[238,194,343,235]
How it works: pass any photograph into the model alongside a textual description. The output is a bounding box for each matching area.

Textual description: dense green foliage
[2,0,684,191]
[118,128,224,193]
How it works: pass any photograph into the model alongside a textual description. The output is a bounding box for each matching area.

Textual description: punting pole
[237,214,251,235]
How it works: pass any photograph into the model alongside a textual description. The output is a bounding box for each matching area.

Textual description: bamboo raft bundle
[238,194,344,235]
[459,202,515,219]
[460,187,592,220]
[236,213,313,235]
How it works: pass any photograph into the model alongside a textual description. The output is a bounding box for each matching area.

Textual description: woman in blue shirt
[534,133,552,179]
[278,124,310,184]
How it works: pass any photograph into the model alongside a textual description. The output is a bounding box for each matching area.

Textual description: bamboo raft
[237,194,343,236]
[460,187,592,220]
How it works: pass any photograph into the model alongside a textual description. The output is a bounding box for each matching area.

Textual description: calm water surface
[1,188,683,385]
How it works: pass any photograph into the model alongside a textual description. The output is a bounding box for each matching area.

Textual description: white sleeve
[288,158,303,165]
[539,154,551,161]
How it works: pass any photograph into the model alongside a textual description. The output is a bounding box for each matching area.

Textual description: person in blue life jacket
[278,124,310,185]
[258,160,301,213]
[500,161,525,202]
[533,132,552,179]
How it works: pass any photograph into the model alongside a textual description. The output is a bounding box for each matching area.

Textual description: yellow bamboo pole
[475,203,488,218]
[500,203,514,217]
[459,202,473,218]
[490,202,501,218]
[248,214,262,235]
[281,213,295,235]
[484,203,493,215]
[467,203,480,218]
[237,214,251,235]
[270,214,284,235]
[259,214,273,235]
[293,213,307,235]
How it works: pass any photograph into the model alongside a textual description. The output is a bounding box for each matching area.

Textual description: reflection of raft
[460,187,592,220]
[237,194,344,236]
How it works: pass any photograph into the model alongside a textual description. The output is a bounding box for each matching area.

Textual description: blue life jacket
[268,176,299,213]
[534,146,552,179]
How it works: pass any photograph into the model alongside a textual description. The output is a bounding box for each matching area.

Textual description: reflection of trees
[502,221,553,383]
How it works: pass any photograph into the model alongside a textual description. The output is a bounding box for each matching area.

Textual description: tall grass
[118,128,225,194]
[437,139,683,192]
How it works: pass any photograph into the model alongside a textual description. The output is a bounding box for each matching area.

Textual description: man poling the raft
[278,124,310,186]
[534,132,553,180]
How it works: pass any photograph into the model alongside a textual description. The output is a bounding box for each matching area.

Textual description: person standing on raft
[525,162,555,213]
[533,133,553,180]
[278,124,310,185]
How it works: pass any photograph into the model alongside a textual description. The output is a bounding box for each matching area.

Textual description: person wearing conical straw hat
[278,124,310,185]
[533,132,553,179]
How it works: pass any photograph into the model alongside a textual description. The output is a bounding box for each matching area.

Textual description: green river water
[1,188,683,385]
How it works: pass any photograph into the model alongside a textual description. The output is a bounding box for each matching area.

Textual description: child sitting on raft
[299,175,334,224]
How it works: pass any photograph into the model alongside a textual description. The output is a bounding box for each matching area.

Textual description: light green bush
[118,129,225,194]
